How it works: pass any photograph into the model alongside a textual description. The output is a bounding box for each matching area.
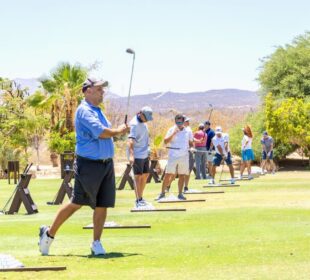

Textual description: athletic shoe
[248,175,254,180]
[272,170,276,175]
[184,187,189,192]
[155,193,165,201]
[208,179,215,185]
[261,171,265,175]
[230,178,236,184]
[177,193,187,200]
[239,175,243,180]
[38,225,53,256]
[91,240,106,256]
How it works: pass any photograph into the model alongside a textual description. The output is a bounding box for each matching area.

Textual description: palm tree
[40,63,88,165]
[41,62,88,134]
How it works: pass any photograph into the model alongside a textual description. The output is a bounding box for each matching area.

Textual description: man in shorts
[261,131,276,174]
[209,126,235,185]
[38,77,129,256]
[156,114,193,200]
[127,106,153,208]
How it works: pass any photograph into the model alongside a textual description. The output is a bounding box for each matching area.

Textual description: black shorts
[133,158,150,175]
[71,156,116,209]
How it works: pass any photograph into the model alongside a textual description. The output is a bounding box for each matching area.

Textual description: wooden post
[47,169,74,205]
[146,159,161,183]
[7,173,38,215]
[117,164,134,190]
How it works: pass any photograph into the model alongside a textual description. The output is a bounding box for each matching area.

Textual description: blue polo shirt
[205,128,215,150]
[75,100,114,160]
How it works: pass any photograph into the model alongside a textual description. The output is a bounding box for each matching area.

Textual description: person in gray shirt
[127,106,153,208]
[261,131,276,174]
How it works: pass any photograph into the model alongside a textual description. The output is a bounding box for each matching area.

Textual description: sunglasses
[176,121,184,125]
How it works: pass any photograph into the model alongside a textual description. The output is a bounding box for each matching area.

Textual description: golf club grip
[124,114,128,124]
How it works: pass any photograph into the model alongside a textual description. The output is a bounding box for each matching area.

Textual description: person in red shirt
[193,123,207,180]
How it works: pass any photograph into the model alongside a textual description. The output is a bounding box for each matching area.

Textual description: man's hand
[173,126,180,135]
[117,124,130,135]
[129,155,134,166]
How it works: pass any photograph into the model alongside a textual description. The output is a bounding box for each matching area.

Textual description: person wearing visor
[156,114,193,200]
[39,77,129,256]
[209,126,235,185]
[127,106,153,208]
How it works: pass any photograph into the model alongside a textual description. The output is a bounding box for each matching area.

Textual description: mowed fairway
[0,171,309,280]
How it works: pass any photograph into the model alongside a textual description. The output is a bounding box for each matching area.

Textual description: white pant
[166,155,189,175]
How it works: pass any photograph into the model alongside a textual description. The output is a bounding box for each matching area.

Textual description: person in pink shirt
[193,123,208,180]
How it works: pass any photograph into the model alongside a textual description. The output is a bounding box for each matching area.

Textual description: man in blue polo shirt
[39,77,129,256]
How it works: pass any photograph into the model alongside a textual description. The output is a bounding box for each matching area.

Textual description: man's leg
[49,202,82,237]
[93,207,107,241]
[161,173,173,193]
[201,153,207,179]
[240,162,245,177]
[134,174,143,199]
[178,175,185,194]
[141,173,149,193]
[270,159,276,173]
[228,164,234,178]
[195,153,201,179]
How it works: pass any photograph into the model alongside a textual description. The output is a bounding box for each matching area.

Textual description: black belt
[77,155,112,163]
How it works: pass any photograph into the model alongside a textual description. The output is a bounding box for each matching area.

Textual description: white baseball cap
[215,126,223,134]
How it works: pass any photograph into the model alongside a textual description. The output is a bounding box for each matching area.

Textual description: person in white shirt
[156,114,193,200]
[209,126,235,185]
[240,125,255,179]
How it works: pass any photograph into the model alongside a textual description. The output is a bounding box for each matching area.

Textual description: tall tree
[259,32,310,98]
[40,63,88,158]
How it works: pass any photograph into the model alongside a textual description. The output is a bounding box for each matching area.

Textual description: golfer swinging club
[209,126,235,185]
[127,106,153,208]
[38,78,129,256]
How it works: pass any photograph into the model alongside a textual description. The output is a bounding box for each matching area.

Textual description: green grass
[0,171,310,280]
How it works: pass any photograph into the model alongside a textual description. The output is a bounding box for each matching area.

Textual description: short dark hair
[175,114,185,122]
[205,121,211,125]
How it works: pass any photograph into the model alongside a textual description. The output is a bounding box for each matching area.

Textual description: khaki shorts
[166,155,189,175]
[206,150,215,162]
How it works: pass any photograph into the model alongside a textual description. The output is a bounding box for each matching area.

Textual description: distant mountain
[12,78,260,112]
[14,78,43,93]
[106,89,261,114]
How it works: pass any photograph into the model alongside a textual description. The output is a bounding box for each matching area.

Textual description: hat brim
[93,80,109,87]
[215,131,222,134]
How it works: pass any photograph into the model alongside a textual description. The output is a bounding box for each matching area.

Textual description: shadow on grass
[49,252,140,259]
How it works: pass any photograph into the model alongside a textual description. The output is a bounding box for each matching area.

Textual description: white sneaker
[248,175,254,180]
[261,171,265,175]
[208,179,215,185]
[230,178,235,184]
[91,240,106,256]
[239,175,243,180]
[38,225,54,256]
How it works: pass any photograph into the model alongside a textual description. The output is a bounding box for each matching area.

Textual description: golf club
[207,103,213,122]
[125,48,136,124]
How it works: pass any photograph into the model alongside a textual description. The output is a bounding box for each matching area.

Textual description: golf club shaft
[125,52,135,124]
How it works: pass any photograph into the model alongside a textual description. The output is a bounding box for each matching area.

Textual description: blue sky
[1,0,309,95]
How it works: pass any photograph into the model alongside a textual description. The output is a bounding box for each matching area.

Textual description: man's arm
[127,138,135,165]
[164,127,179,144]
[99,124,128,138]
